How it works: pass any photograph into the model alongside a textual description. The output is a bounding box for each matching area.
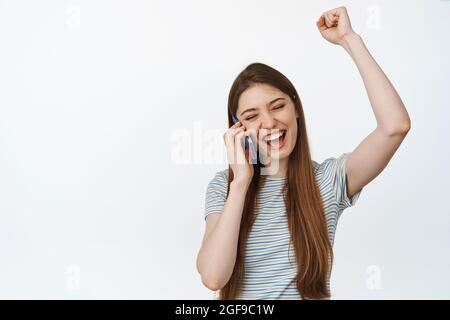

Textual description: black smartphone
[231,115,257,163]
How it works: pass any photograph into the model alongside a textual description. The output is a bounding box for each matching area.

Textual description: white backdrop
[0,0,449,299]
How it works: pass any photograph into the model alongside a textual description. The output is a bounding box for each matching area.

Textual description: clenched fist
[316,7,357,46]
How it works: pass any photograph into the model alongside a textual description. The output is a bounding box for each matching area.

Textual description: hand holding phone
[231,115,257,164]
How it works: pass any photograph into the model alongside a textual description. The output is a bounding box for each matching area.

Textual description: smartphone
[231,115,257,163]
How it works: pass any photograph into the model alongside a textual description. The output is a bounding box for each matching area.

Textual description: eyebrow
[239,97,286,117]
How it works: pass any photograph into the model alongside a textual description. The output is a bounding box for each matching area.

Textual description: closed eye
[245,105,284,120]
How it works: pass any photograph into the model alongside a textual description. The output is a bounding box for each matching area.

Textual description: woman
[196,7,411,300]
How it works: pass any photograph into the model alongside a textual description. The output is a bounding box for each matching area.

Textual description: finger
[225,132,237,164]
[228,120,241,131]
[225,126,244,136]
[326,12,338,26]
[330,8,341,17]
[225,128,244,144]
[226,127,245,140]
[225,127,246,165]
[232,121,242,128]
[234,131,247,165]
[323,12,333,27]
[333,6,347,16]
[316,15,327,31]
[324,14,333,27]
[224,128,244,150]
[224,123,241,142]
[330,12,338,22]
[229,121,241,131]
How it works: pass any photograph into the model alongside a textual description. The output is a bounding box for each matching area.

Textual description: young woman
[196,7,411,300]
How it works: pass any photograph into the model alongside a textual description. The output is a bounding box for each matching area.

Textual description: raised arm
[316,7,411,198]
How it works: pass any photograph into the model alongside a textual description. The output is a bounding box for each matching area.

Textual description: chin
[266,136,295,161]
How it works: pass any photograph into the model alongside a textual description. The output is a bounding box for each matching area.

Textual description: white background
[0,0,449,299]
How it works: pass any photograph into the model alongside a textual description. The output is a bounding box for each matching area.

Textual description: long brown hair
[220,62,333,300]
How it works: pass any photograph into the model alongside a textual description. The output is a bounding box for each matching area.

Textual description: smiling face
[236,83,299,163]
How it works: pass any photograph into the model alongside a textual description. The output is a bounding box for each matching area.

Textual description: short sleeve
[319,153,362,210]
[204,169,229,220]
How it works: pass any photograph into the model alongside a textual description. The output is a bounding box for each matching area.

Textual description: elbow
[401,116,411,134]
[201,273,225,292]
[381,117,411,137]
[196,255,225,291]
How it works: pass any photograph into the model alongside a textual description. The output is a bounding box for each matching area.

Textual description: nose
[259,111,277,130]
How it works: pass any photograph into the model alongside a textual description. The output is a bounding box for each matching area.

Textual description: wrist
[230,179,251,191]
[340,31,362,53]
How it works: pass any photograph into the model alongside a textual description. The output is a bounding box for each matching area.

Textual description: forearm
[197,181,249,290]
[341,32,411,134]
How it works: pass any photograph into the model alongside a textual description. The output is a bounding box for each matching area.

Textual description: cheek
[288,123,298,145]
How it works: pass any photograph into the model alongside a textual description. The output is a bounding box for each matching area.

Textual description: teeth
[265,131,285,142]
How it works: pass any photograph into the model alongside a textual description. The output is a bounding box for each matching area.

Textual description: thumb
[316,15,327,31]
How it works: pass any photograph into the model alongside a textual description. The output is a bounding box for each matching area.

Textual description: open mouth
[264,130,287,149]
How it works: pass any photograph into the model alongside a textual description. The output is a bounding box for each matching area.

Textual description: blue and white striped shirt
[204,153,363,300]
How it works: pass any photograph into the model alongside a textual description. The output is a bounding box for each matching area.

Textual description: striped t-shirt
[203,152,363,300]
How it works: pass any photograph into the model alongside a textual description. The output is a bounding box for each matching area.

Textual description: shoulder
[312,153,362,210]
[312,153,348,179]
[204,169,230,219]
[206,168,229,195]
[207,168,229,186]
